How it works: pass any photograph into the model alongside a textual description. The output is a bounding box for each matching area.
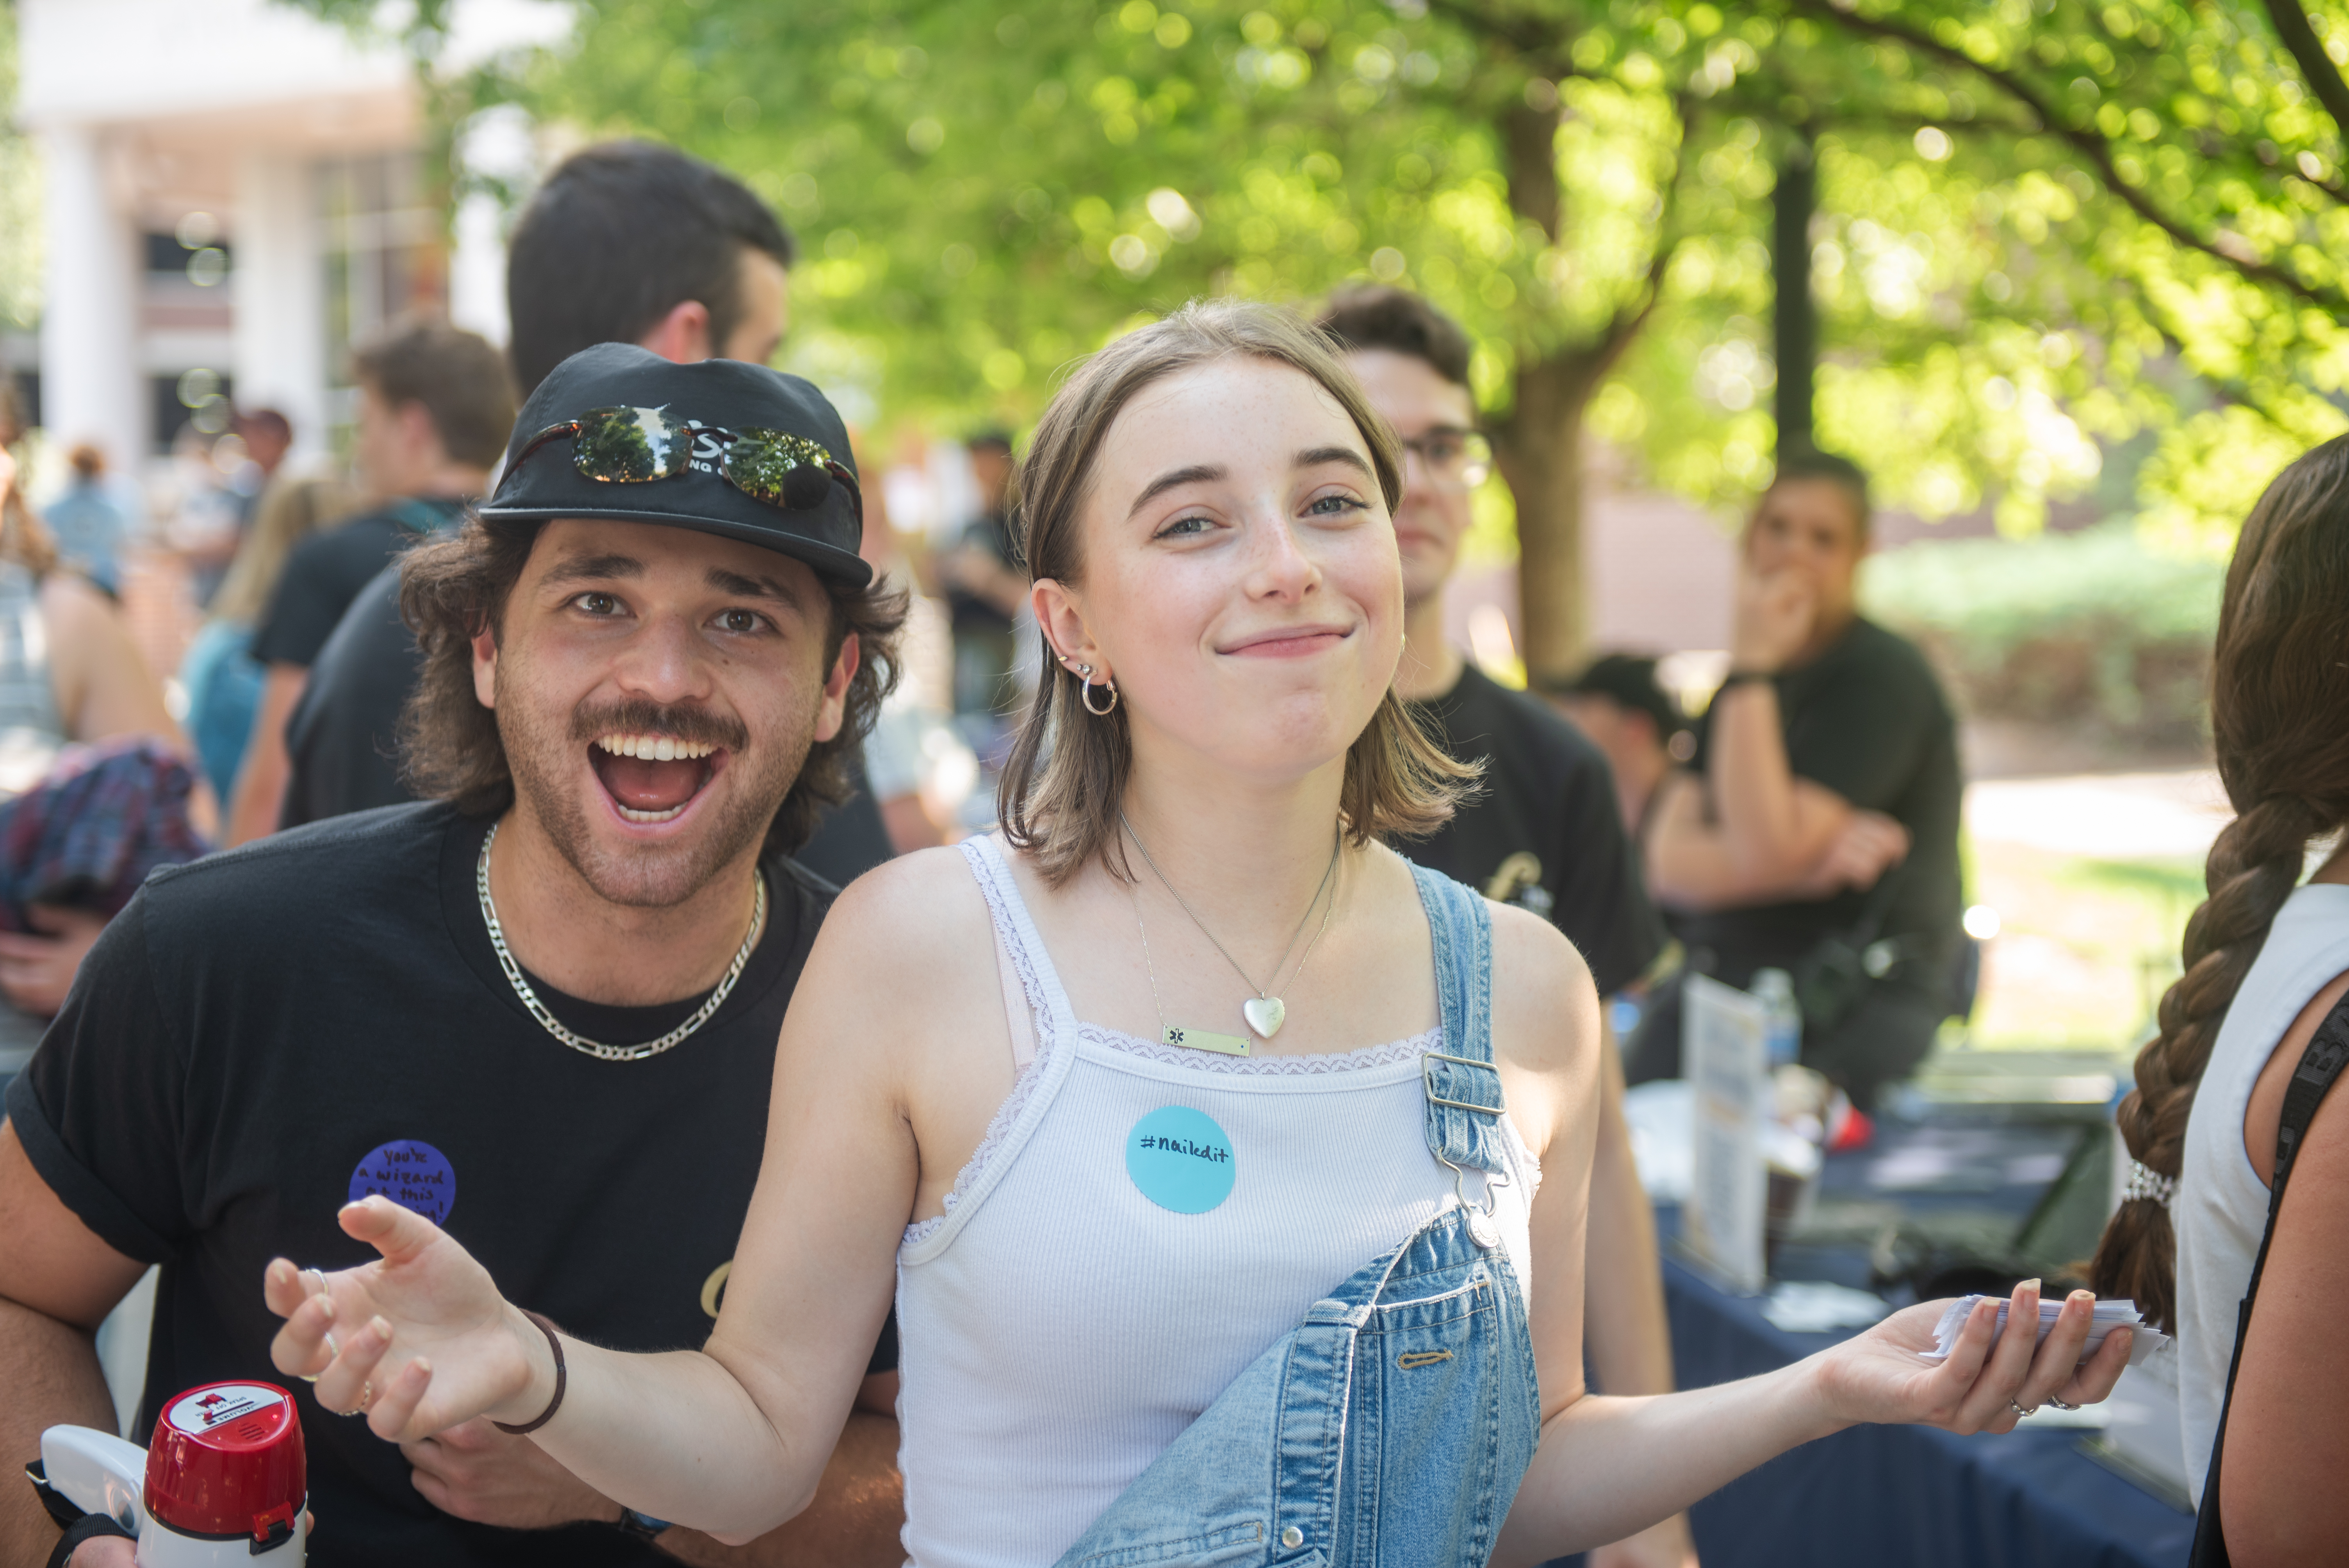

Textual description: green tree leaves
[279,0,2349,593]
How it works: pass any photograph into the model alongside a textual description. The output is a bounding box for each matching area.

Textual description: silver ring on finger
[300,1328,342,1385]
[302,1268,329,1298]
[2047,1397,2081,1411]
[2009,1399,2037,1419]
[337,1380,373,1418]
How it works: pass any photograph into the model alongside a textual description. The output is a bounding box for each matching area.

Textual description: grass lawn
[1963,839,2201,1056]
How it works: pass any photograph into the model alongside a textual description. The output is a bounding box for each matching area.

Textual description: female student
[2090,434,2349,1564]
[264,302,2125,1565]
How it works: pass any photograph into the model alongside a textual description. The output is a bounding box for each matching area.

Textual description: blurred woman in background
[40,444,134,599]
[177,474,359,800]
[2090,433,2349,1565]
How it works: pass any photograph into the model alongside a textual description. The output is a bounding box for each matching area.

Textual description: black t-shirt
[1408,665,1666,998]
[250,498,467,670]
[6,803,891,1567]
[282,563,414,825]
[945,511,1018,636]
[1677,616,1964,979]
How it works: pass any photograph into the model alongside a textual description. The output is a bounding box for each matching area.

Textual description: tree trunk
[1773,138,1817,458]
[1497,354,1602,686]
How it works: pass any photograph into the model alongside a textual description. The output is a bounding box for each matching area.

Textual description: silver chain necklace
[1120,812,1340,1041]
[476,821,766,1063]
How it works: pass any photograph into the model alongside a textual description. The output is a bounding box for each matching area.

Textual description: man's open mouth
[588,732,724,824]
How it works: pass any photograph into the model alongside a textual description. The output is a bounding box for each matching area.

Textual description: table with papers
[1645,1220,2194,1568]
[1546,1085,2197,1568]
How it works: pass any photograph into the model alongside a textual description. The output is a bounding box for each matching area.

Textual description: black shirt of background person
[1677,616,1964,984]
[1408,664,1668,998]
[5,804,896,1568]
[248,497,469,669]
[280,563,901,882]
[944,509,1019,637]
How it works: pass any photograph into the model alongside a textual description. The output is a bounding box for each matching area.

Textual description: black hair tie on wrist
[494,1310,568,1436]
[48,1513,135,1568]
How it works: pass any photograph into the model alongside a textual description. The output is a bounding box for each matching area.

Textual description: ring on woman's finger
[2008,1399,2037,1419]
[336,1381,372,1418]
[302,1267,328,1298]
[299,1328,343,1384]
[2047,1397,2081,1411]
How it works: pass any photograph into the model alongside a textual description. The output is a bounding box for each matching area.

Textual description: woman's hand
[263,1196,551,1444]
[1813,1280,2131,1434]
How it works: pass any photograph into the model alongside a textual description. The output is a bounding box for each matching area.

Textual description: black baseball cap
[1542,653,1683,738]
[478,342,871,588]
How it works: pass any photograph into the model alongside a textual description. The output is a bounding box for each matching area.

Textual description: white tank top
[2173,882,2349,1502]
[892,838,1542,1568]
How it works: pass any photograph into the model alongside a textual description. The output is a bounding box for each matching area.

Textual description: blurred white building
[12,0,563,469]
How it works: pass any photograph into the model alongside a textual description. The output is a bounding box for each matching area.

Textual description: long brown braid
[2087,435,2349,1332]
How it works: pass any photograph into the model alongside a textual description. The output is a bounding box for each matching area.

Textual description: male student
[1319,286,1694,1568]
[278,143,792,832]
[226,323,513,843]
[5,349,907,1567]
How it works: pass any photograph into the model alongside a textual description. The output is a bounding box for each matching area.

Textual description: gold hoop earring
[1082,673,1119,716]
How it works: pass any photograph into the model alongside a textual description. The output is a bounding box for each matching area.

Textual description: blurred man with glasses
[1318,286,1691,1568]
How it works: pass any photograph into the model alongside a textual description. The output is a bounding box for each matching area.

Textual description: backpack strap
[2189,992,2349,1565]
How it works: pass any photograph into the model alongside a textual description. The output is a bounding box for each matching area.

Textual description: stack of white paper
[1921,1295,2170,1368]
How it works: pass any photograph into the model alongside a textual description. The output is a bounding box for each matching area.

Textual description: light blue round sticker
[1126,1106,1236,1215]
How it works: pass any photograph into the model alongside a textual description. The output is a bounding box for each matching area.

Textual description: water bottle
[1752,967,1802,1069]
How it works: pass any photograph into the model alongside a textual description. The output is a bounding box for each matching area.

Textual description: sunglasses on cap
[508,405,863,515]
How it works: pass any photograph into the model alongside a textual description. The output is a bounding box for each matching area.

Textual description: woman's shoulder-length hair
[1000,298,1476,887]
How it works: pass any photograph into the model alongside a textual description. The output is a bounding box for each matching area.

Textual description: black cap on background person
[1540,654,1691,843]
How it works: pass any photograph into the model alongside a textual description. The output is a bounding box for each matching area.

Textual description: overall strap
[2189,992,2349,1566]
[1410,863,1510,1178]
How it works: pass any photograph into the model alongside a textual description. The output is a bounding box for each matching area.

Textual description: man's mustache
[570,700,749,753]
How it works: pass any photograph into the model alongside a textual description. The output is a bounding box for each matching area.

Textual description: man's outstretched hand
[264,1196,547,1444]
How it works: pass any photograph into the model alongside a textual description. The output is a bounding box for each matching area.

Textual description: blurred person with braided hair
[2087,433,2349,1559]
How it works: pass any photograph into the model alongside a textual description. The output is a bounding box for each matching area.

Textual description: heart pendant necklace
[1121,812,1340,1045]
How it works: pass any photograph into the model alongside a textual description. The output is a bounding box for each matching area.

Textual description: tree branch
[1420,0,1581,80]
[2261,0,2349,141]
[1582,94,1695,383]
[1785,0,2349,316]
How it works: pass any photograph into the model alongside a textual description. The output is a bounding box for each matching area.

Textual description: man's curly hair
[396,513,905,855]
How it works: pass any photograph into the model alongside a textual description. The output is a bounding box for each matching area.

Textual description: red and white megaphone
[36,1381,307,1564]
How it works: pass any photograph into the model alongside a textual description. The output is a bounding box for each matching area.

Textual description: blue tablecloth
[1654,1222,2194,1568]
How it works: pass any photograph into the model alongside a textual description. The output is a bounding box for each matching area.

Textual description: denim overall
[1050,866,1542,1568]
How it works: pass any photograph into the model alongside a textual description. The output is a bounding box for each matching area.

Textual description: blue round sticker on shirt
[1126,1106,1236,1215]
[348,1140,456,1225]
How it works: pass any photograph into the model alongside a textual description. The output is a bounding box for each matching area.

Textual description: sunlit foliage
[0,2,41,333]
[290,0,2349,561]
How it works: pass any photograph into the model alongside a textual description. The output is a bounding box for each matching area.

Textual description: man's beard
[497,670,817,909]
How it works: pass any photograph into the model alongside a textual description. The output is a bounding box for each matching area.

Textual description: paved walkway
[1965,768,2229,862]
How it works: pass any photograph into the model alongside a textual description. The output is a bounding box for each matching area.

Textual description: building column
[232,152,327,463]
[37,124,144,467]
